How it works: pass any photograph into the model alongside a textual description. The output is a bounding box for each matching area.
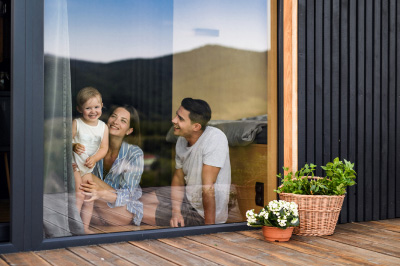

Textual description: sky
[44,0,270,63]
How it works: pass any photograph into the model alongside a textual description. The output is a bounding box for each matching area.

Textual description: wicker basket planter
[279,193,345,236]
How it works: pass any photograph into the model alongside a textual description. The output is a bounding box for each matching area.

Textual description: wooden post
[283,0,298,173]
[266,0,278,202]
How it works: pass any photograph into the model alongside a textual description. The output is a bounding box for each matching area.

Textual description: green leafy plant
[246,200,300,229]
[275,157,357,195]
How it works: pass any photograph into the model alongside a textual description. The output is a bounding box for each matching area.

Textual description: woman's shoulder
[122,142,143,157]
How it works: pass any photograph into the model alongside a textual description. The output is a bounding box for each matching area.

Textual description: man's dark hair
[181,98,211,130]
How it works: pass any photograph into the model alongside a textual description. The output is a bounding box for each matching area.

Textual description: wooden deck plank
[354,220,400,233]
[130,239,217,266]
[336,222,400,242]
[292,235,400,265]
[68,245,135,266]
[320,231,400,258]
[0,258,9,266]
[101,242,176,266]
[36,249,94,266]
[238,230,356,266]
[216,231,336,266]
[186,233,296,266]
[1,219,400,265]
[1,252,52,266]
[372,218,400,226]
[334,226,400,247]
[159,236,259,266]
[364,220,400,232]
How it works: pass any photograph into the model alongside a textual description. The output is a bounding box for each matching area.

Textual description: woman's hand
[73,143,86,155]
[81,180,103,202]
[85,156,96,168]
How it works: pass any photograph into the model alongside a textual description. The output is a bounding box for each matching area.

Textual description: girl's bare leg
[74,170,84,215]
[80,173,95,234]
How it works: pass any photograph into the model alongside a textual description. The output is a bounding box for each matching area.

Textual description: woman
[78,105,144,227]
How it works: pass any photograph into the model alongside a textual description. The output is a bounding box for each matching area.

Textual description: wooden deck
[1,219,399,265]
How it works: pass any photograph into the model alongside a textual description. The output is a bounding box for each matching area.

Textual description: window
[44,0,276,238]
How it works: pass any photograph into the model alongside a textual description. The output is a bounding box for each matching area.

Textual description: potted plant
[246,200,300,242]
[275,157,356,236]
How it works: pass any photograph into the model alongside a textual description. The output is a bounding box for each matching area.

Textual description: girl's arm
[72,119,77,138]
[85,126,109,168]
[72,119,85,155]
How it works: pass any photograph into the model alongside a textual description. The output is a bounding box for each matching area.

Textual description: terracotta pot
[262,226,294,242]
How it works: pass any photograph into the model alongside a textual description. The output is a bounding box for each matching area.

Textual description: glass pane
[44,0,275,237]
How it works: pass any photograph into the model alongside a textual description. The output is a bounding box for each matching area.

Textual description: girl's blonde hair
[76,87,102,108]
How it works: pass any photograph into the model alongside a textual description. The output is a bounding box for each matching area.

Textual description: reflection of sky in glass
[173,0,269,54]
[45,0,269,63]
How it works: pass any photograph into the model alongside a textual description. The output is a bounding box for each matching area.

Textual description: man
[169,98,231,226]
[141,98,231,227]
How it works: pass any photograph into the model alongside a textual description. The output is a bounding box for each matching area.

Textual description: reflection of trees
[68,53,174,188]
[70,53,174,187]
[68,55,173,122]
[44,44,268,189]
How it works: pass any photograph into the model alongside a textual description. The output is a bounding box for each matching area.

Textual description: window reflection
[44,0,272,237]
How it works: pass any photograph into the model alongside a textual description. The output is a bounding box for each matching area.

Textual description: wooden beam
[283,0,298,172]
[266,0,278,202]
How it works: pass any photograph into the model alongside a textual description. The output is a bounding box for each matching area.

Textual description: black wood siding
[297,0,400,223]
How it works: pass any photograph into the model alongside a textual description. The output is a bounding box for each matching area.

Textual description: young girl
[72,87,109,234]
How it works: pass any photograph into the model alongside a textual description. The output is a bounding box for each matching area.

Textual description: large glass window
[44,0,276,237]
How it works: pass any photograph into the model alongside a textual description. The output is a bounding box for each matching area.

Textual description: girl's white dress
[73,118,106,176]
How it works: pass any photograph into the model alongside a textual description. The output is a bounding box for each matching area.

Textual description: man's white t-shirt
[175,126,231,224]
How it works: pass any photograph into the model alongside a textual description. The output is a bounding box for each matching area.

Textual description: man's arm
[202,164,220,225]
[170,168,185,227]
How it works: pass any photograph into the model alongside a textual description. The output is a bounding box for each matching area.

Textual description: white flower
[246,200,299,228]
[278,219,287,227]
[248,218,257,224]
[246,209,255,218]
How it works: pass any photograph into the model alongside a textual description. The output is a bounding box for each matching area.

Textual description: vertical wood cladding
[297,0,400,222]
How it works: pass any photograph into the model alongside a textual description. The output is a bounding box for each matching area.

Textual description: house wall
[297,0,400,223]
